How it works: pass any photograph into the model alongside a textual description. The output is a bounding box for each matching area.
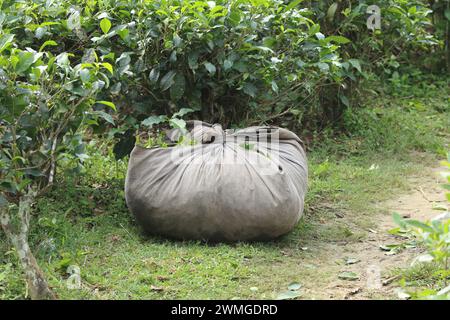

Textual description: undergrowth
[0,81,448,299]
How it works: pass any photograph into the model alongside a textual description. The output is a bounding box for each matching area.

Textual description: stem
[0,190,56,300]
[445,246,448,286]
[48,136,58,185]
[446,0,449,73]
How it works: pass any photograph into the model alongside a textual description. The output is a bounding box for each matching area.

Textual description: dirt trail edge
[303,166,447,300]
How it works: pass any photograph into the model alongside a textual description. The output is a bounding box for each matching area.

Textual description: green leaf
[188,52,199,70]
[173,108,194,118]
[229,9,242,26]
[67,10,81,30]
[101,62,114,75]
[287,282,302,291]
[79,68,91,83]
[414,254,434,264]
[149,68,160,83]
[96,111,115,125]
[25,169,45,177]
[223,59,233,71]
[338,272,359,281]
[339,94,350,107]
[309,24,320,35]
[204,62,216,75]
[251,46,274,54]
[160,71,177,91]
[408,6,417,15]
[232,61,247,72]
[327,3,338,21]
[0,34,14,53]
[317,62,329,72]
[445,8,450,21]
[170,51,177,62]
[142,115,167,128]
[397,290,411,300]
[315,32,325,40]
[173,33,182,47]
[348,59,362,73]
[169,118,186,130]
[170,73,186,101]
[432,204,448,211]
[242,82,257,97]
[276,290,301,300]
[284,0,304,12]
[326,35,351,44]
[271,81,279,93]
[392,212,406,228]
[96,100,116,111]
[0,194,7,208]
[15,51,35,74]
[117,28,129,41]
[437,284,450,296]
[344,258,360,265]
[100,18,112,34]
[35,27,47,39]
[405,219,434,233]
[39,40,57,52]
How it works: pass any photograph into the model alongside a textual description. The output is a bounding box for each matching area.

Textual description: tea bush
[0,0,447,299]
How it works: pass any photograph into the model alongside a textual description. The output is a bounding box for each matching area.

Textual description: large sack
[125,122,308,241]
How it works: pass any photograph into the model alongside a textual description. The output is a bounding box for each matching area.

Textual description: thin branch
[48,136,58,185]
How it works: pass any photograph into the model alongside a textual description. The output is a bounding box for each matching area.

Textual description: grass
[0,81,448,300]
[390,262,450,299]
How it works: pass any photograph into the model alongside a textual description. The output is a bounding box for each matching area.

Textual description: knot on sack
[189,122,224,144]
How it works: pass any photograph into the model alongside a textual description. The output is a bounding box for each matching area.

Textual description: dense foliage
[0,0,448,299]
[1,1,445,158]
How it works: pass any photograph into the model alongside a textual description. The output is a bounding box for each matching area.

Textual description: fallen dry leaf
[344,287,362,299]
[382,275,400,286]
[335,212,345,218]
[110,235,121,242]
[157,275,169,282]
[150,285,164,292]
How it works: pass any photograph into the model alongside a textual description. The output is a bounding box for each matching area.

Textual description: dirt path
[302,167,447,299]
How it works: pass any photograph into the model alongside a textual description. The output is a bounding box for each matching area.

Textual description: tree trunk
[0,190,56,300]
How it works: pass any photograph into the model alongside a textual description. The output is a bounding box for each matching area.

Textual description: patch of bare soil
[303,167,447,300]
